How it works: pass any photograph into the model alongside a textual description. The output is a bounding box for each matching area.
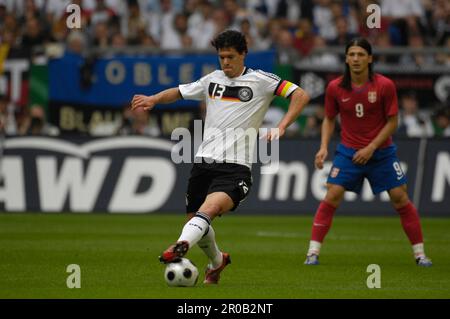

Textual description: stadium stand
[0,0,448,138]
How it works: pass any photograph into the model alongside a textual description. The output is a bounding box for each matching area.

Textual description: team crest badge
[238,87,253,102]
[330,167,340,178]
[368,91,377,103]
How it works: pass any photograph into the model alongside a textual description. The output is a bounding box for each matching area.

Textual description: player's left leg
[198,170,251,283]
[388,185,432,266]
[196,192,234,284]
[367,148,432,267]
[197,222,225,272]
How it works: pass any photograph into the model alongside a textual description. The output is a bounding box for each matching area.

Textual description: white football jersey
[179,67,298,168]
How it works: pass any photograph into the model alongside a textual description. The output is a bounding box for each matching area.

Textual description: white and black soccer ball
[164,258,199,287]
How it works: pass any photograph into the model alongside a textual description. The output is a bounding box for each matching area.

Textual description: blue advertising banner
[48,51,276,109]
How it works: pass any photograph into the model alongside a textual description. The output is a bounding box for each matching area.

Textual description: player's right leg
[159,213,195,264]
[159,163,210,264]
[159,210,224,266]
[305,145,364,265]
[305,184,345,265]
[159,192,234,264]
[161,192,235,282]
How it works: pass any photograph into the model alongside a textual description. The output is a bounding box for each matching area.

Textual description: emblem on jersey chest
[368,91,377,103]
[238,87,253,102]
[208,82,253,102]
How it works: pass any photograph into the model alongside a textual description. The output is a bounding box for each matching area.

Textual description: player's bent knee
[198,203,223,218]
[324,185,345,206]
[390,193,409,208]
[389,186,409,208]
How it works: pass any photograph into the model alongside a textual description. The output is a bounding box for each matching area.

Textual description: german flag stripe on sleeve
[275,80,294,98]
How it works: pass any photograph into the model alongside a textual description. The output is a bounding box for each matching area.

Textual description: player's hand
[131,94,156,111]
[315,148,328,169]
[261,127,285,141]
[352,145,375,165]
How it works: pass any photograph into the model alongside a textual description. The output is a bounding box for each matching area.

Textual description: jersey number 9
[355,103,364,118]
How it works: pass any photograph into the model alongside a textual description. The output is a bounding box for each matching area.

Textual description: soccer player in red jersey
[304,38,432,266]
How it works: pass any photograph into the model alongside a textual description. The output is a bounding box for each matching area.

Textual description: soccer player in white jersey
[131,30,310,284]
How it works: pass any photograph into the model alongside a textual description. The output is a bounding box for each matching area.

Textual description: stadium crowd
[0,0,449,138]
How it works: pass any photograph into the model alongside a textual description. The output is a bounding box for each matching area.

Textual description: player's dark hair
[211,30,248,54]
[339,37,374,91]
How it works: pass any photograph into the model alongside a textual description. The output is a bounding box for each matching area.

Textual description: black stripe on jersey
[208,82,253,102]
[256,70,281,82]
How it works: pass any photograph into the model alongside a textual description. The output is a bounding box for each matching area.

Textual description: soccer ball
[164,258,199,287]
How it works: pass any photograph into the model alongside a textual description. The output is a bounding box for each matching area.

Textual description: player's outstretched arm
[268,88,310,141]
[315,116,336,169]
[131,88,182,111]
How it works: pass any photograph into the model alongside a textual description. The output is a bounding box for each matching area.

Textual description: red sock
[396,201,423,245]
[311,201,336,243]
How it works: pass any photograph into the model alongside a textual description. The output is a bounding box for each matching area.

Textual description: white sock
[198,225,223,269]
[307,240,322,256]
[412,243,425,258]
[177,213,210,248]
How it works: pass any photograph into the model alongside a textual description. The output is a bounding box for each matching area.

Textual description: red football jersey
[325,73,398,149]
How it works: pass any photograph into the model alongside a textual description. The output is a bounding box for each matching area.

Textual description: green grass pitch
[0,213,449,299]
